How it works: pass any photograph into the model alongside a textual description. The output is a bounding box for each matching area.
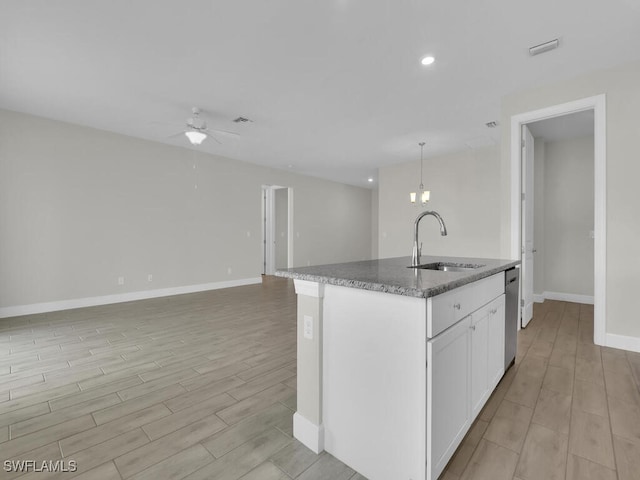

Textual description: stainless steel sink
[409,262,485,272]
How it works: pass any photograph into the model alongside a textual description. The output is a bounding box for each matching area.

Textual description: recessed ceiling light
[421,56,435,66]
[368,178,374,183]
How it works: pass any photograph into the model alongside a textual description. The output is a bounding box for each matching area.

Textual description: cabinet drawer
[427,272,504,338]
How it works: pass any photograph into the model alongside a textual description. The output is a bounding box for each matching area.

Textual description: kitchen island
[277,256,519,480]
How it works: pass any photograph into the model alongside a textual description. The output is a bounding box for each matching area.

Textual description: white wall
[378,146,502,260]
[376,58,640,344]
[0,109,372,312]
[533,136,594,298]
[541,137,594,297]
[500,59,640,339]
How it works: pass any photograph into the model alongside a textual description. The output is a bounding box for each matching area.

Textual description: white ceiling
[527,110,594,142]
[1,1,640,187]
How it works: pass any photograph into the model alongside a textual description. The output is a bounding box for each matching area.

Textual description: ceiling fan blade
[206,128,240,137]
[166,131,186,139]
[205,132,222,144]
[150,120,183,127]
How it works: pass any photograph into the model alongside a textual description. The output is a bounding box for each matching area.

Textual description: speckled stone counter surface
[276,256,520,298]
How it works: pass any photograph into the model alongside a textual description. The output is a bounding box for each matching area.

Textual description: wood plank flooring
[1,277,639,479]
[444,299,640,480]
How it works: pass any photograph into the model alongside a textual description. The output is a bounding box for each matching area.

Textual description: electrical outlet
[303,315,313,340]
[246,231,251,237]
[117,276,125,285]
[147,274,153,282]
[227,267,232,275]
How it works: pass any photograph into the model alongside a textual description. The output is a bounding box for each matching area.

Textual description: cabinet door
[488,294,506,390]
[470,305,490,418]
[427,316,470,480]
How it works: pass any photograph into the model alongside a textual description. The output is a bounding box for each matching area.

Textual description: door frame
[262,185,294,275]
[510,94,606,345]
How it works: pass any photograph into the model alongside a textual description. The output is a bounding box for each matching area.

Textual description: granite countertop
[276,256,520,298]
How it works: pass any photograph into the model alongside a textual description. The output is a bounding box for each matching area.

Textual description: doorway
[510,95,606,345]
[262,185,294,275]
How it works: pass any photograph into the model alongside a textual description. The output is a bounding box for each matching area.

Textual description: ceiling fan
[170,107,240,145]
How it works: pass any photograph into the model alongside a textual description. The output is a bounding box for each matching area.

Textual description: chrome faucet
[411,211,448,266]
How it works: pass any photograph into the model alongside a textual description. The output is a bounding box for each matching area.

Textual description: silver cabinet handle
[532,248,537,253]
[454,302,461,310]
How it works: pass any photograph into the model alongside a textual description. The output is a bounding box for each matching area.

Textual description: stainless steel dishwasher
[505,267,520,370]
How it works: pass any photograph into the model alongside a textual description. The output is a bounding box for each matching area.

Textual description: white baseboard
[535,291,594,305]
[0,277,263,319]
[605,333,640,354]
[293,412,324,454]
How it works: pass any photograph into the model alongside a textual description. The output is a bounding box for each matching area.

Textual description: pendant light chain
[419,142,425,191]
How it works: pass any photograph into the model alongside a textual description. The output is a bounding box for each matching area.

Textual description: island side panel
[323,284,427,480]
[293,279,325,453]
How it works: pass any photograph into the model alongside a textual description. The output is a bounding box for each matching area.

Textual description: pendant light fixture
[410,142,430,205]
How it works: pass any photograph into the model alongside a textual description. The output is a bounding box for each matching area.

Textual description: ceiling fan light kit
[173,107,241,146]
[185,130,207,145]
[185,107,208,145]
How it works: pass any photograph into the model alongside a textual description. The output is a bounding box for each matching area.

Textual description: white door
[521,125,535,327]
[274,188,289,270]
[263,185,292,275]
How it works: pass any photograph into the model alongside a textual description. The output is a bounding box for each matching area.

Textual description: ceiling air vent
[529,39,559,56]
[233,116,252,123]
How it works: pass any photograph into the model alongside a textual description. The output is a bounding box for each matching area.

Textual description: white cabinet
[487,295,506,390]
[317,271,508,480]
[427,317,471,480]
[470,304,490,418]
[427,285,506,480]
[469,294,505,419]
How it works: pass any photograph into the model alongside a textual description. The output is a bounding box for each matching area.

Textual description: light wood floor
[443,299,640,480]
[1,278,639,480]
